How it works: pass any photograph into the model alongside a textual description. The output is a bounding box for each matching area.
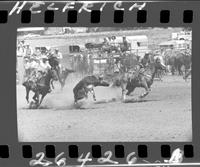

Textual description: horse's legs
[157,70,163,81]
[39,94,46,105]
[51,80,54,89]
[61,80,64,90]
[33,91,40,104]
[126,87,135,96]
[183,69,191,81]
[178,65,183,75]
[55,67,64,88]
[171,66,175,75]
[121,82,127,101]
[85,85,96,101]
[25,87,30,103]
[89,88,96,101]
[183,67,187,81]
[61,79,66,90]
[159,72,163,82]
[61,73,69,90]
[139,82,150,98]
[33,93,37,101]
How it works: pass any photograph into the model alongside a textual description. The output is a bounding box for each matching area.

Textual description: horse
[164,52,191,76]
[176,53,191,75]
[105,53,138,87]
[22,69,56,108]
[50,67,75,90]
[73,75,110,103]
[125,60,166,99]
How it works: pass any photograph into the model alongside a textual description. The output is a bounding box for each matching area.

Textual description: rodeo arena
[17,27,192,142]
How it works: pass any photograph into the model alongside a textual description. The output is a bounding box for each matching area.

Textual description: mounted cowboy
[47,48,62,68]
[23,68,56,108]
[24,55,50,93]
[125,57,166,100]
[38,55,52,87]
[113,58,122,74]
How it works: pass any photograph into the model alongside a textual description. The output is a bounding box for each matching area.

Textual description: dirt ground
[17,75,192,142]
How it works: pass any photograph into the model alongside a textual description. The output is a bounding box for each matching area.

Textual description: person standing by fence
[25,44,34,58]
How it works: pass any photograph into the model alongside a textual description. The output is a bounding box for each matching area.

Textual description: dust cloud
[39,74,121,110]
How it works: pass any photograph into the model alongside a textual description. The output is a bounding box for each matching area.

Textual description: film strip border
[0,1,197,165]
[0,9,194,24]
[0,144,194,158]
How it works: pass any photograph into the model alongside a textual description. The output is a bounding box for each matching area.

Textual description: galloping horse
[125,59,166,99]
[22,69,56,108]
[110,58,166,101]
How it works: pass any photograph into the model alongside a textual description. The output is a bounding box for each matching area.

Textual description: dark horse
[176,53,191,76]
[125,59,166,99]
[165,52,191,76]
[50,67,75,90]
[22,69,56,108]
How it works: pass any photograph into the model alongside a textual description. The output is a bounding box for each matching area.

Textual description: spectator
[111,36,117,47]
[35,49,41,57]
[88,54,94,74]
[121,36,129,52]
[25,44,34,58]
[154,55,165,65]
[113,58,121,74]
[54,48,63,59]
[45,47,52,56]
[19,40,26,52]
[17,46,24,56]
[103,38,109,46]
